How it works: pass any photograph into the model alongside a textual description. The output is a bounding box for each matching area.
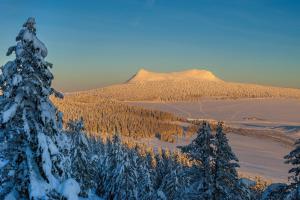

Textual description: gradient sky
[0,0,299,92]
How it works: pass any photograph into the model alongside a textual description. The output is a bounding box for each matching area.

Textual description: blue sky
[0,0,299,91]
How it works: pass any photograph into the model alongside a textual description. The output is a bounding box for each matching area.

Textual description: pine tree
[0,18,78,199]
[284,138,300,199]
[158,156,183,200]
[67,118,95,197]
[96,136,112,197]
[180,121,215,199]
[153,148,172,190]
[89,135,105,194]
[136,153,155,200]
[103,134,139,200]
[213,122,246,200]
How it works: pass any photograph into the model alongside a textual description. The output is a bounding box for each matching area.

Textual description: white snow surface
[128,98,300,138]
[157,190,167,200]
[37,132,59,188]
[40,100,57,128]
[0,158,8,169]
[261,183,287,200]
[15,42,24,59]
[26,147,49,199]
[47,135,59,155]
[59,178,80,200]
[239,178,256,188]
[128,98,298,182]
[22,109,30,138]
[4,190,18,200]
[2,103,18,123]
[22,30,48,57]
[12,74,22,86]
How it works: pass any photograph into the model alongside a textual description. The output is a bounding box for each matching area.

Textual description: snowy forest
[87,78,300,102]
[0,18,299,200]
[52,95,197,142]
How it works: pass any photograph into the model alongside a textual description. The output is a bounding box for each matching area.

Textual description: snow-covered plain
[139,133,290,183]
[128,98,300,182]
[128,98,300,138]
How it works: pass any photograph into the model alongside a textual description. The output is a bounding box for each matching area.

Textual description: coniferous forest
[0,18,299,200]
[52,94,197,142]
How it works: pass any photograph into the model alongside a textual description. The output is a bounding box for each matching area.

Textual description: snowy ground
[127,98,300,137]
[139,134,291,183]
[127,98,300,183]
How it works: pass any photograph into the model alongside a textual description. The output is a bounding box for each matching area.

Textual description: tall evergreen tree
[213,122,246,200]
[103,135,139,200]
[158,157,183,200]
[96,136,113,197]
[67,118,95,197]
[136,153,155,200]
[284,138,300,199]
[153,148,175,190]
[0,18,78,199]
[180,121,215,199]
[88,135,106,194]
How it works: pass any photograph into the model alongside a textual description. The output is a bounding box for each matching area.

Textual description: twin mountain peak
[127,68,222,83]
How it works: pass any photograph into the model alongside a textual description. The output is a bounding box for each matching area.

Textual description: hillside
[52,94,196,141]
[81,69,300,101]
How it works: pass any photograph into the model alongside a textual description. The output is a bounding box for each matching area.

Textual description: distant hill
[81,69,300,101]
[127,68,222,83]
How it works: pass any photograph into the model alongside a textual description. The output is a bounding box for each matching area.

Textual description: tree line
[64,119,300,199]
[86,79,300,101]
[52,95,197,142]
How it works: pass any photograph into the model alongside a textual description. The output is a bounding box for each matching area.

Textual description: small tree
[284,139,300,199]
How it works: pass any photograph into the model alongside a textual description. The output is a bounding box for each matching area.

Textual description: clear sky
[0,0,299,92]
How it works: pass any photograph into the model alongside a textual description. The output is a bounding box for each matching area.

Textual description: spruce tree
[136,153,155,200]
[96,136,112,197]
[158,159,183,200]
[284,138,300,199]
[180,121,215,199]
[89,135,105,194]
[213,122,245,200]
[103,134,139,200]
[0,18,77,199]
[67,118,95,197]
[154,148,173,190]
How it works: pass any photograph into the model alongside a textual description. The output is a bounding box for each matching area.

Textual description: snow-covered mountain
[127,68,222,83]
[84,68,300,101]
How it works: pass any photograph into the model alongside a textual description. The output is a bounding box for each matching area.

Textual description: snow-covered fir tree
[136,152,155,200]
[0,18,79,199]
[88,135,106,194]
[67,118,96,197]
[284,138,300,199]
[102,134,139,200]
[180,121,215,199]
[158,157,183,200]
[95,136,112,197]
[213,122,247,200]
[153,148,175,190]
[261,183,288,200]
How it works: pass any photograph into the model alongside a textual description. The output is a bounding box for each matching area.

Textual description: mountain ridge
[127,68,222,83]
[77,68,300,102]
